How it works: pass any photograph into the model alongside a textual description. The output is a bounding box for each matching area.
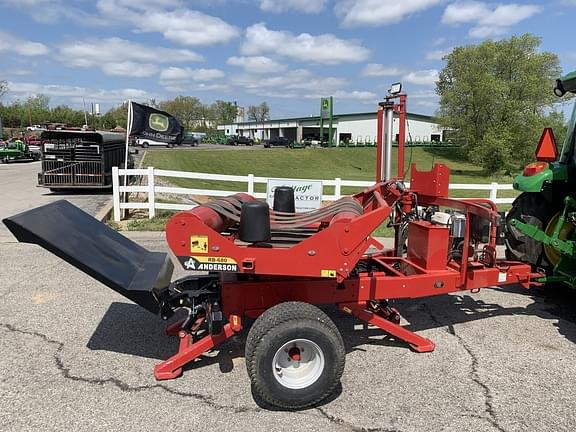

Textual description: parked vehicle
[264,137,291,148]
[26,125,46,131]
[0,139,40,163]
[227,135,254,146]
[38,130,132,191]
[136,137,176,148]
[179,133,201,147]
[505,70,576,287]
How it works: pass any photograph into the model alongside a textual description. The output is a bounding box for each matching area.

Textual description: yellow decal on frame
[190,235,209,254]
[321,269,337,278]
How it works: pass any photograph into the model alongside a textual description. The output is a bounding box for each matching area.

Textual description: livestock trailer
[38,130,130,191]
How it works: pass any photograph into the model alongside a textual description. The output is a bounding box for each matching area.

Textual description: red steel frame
[154,95,533,380]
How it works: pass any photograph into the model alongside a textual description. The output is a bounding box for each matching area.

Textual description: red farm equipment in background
[3,88,535,410]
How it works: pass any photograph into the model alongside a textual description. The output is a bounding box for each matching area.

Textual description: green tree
[22,94,51,126]
[0,80,7,99]
[158,96,204,128]
[436,34,563,173]
[51,105,85,126]
[209,100,238,125]
[101,102,129,129]
[247,102,270,121]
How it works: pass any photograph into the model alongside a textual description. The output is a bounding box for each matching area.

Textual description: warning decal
[321,269,337,278]
[190,235,209,254]
[180,256,239,272]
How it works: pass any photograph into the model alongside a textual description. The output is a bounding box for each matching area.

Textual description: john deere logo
[149,113,169,132]
[322,99,330,110]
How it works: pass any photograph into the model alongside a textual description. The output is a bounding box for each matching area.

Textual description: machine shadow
[87,286,576,375]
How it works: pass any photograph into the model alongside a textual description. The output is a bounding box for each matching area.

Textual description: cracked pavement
[2,235,576,431]
[2,162,576,431]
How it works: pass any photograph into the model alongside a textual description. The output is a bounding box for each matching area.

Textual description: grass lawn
[143,146,519,202]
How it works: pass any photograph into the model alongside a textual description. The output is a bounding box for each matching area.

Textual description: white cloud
[228,68,374,100]
[96,0,240,46]
[241,23,370,64]
[0,31,49,56]
[58,38,203,77]
[260,0,327,13]
[362,64,405,77]
[403,69,439,85]
[336,0,444,27]
[410,90,438,98]
[160,67,226,91]
[442,2,541,38]
[0,0,107,25]
[331,90,377,101]
[426,48,451,60]
[442,1,489,24]
[101,62,159,77]
[227,56,283,74]
[6,81,155,105]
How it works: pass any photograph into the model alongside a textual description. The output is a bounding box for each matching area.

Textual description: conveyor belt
[203,195,365,230]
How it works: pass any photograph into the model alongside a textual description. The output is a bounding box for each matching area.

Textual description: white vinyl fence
[112,166,516,222]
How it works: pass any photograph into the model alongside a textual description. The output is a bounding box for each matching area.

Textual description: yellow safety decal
[190,235,209,254]
[321,269,337,278]
[342,306,352,314]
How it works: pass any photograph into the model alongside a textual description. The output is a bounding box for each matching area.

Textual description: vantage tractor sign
[266,179,323,212]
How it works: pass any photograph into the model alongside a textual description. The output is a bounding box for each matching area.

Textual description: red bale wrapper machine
[3,89,535,409]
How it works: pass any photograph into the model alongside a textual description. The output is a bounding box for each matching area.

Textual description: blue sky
[0,0,574,119]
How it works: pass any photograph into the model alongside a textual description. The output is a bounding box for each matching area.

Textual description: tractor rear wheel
[505,192,563,273]
[245,302,345,410]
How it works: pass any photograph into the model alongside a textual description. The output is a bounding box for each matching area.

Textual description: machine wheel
[141,142,149,148]
[245,302,345,410]
[505,192,563,273]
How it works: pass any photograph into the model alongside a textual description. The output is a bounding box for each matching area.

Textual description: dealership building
[218,111,447,144]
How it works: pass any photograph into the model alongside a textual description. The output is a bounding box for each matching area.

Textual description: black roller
[239,201,271,243]
[273,186,296,213]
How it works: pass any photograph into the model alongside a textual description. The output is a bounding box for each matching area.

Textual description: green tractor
[0,139,40,163]
[505,71,576,286]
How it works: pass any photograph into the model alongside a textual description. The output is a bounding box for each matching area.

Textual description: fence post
[112,166,121,222]
[148,166,156,219]
[489,182,498,202]
[247,174,254,195]
[334,178,342,200]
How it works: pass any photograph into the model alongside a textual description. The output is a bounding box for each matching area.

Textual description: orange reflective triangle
[535,128,558,162]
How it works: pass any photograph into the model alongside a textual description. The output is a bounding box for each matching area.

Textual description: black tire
[142,142,149,148]
[245,302,345,410]
[505,192,563,273]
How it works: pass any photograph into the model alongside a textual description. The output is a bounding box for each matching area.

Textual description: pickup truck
[136,137,176,148]
[227,135,254,146]
[263,137,291,148]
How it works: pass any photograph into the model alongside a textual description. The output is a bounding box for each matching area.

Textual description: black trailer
[38,130,132,190]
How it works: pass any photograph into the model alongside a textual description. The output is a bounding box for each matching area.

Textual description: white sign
[267,179,323,213]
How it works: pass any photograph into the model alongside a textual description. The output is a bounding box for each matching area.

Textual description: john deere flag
[129,102,183,143]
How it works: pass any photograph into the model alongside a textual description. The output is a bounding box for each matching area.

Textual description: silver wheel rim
[272,339,325,390]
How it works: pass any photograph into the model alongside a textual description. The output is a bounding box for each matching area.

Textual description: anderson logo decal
[181,256,239,272]
[149,113,169,132]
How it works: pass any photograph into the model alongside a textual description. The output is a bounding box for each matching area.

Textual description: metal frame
[156,160,532,380]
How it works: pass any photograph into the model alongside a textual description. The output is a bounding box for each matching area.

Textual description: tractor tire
[141,142,149,148]
[245,302,345,410]
[505,192,563,273]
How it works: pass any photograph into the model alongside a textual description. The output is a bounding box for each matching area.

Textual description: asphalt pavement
[0,161,111,242]
[2,159,576,431]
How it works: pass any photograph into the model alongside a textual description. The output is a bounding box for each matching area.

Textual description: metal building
[218,111,446,145]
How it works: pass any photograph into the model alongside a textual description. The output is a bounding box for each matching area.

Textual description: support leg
[339,303,435,353]
[154,321,240,380]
